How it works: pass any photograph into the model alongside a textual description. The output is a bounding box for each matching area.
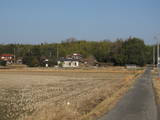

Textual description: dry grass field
[0,67,142,120]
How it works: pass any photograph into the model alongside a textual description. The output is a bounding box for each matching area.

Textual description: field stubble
[0,68,142,120]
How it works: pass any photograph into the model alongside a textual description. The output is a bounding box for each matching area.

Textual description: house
[16,57,23,64]
[58,53,82,68]
[81,56,98,66]
[66,53,82,60]
[44,59,49,67]
[0,54,15,64]
[40,56,50,67]
[58,58,79,68]
[57,53,100,68]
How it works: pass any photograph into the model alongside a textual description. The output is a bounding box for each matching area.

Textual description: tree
[110,40,124,65]
[64,37,77,43]
[30,57,40,67]
[0,37,152,67]
[123,37,146,66]
[23,56,40,67]
[145,45,153,64]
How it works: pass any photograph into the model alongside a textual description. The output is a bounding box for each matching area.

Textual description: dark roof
[58,58,79,62]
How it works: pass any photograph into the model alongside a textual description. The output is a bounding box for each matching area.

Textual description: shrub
[0,60,6,66]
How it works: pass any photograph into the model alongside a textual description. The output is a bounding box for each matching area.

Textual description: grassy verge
[152,70,160,105]
[153,79,160,104]
[80,74,141,120]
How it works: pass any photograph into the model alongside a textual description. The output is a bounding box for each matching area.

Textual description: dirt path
[99,68,158,120]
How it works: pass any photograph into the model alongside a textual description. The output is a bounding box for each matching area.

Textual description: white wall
[63,61,79,67]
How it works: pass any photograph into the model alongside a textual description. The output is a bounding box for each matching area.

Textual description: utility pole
[153,45,155,66]
[157,39,160,65]
[158,38,160,78]
[14,48,16,64]
[57,44,59,59]
[50,52,52,57]
[155,35,160,66]
[155,34,160,78]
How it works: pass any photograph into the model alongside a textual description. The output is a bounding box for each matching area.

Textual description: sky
[0,0,160,44]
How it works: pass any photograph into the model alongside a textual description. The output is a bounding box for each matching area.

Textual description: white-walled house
[58,59,79,68]
[57,53,83,68]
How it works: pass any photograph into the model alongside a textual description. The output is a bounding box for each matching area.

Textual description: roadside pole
[156,35,160,78]
[153,45,155,66]
[152,44,155,70]
[57,44,59,59]
[14,48,16,64]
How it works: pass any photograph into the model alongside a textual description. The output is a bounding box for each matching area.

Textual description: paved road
[99,68,158,120]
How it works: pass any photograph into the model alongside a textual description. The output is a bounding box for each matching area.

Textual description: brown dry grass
[0,66,139,74]
[0,67,143,120]
[152,69,160,104]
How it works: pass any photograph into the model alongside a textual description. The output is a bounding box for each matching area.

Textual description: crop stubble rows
[0,70,137,120]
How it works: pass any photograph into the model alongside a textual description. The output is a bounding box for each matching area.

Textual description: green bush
[23,56,40,67]
[0,60,6,66]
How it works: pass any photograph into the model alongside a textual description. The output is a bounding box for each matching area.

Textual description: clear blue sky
[0,0,160,44]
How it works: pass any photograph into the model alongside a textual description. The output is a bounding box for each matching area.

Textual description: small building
[0,54,14,64]
[125,64,137,69]
[57,53,82,68]
[58,58,79,68]
[16,58,23,64]
[44,59,49,67]
[40,56,50,67]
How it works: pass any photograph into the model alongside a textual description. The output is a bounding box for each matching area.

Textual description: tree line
[0,37,153,67]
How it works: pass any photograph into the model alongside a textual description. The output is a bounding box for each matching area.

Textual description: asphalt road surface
[99,68,158,120]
